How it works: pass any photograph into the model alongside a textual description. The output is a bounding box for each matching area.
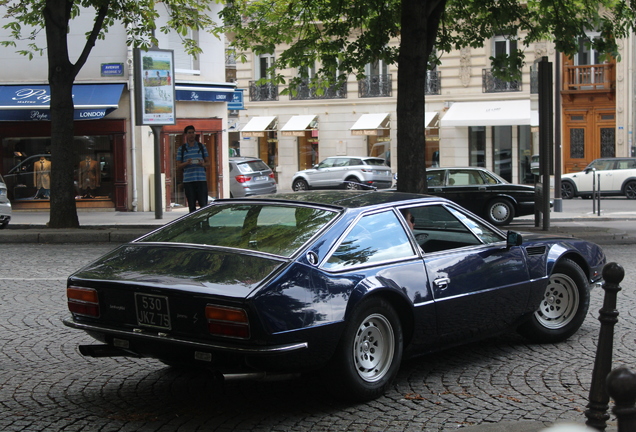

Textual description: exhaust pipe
[79,344,140,358]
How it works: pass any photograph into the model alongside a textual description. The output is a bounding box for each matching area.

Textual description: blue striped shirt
[178,142,208,183]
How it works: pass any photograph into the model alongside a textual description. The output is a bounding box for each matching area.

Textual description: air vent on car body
[525,246,547,256]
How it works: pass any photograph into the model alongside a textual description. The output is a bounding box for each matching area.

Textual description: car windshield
[140,202,339,257]
[236,160,270,173]
[587,159,613,171]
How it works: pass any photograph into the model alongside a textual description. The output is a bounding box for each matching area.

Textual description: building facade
[0,5,235,212]
[232,33,633,189]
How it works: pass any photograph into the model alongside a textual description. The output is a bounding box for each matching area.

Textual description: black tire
[561,181,575,199]
[625,180,636,199]
[0,222,7,230]
[485,198,514,226]
[326,297,403,401]
[292,179,309,191]
[344,178,362,190]
[518,259,590,343]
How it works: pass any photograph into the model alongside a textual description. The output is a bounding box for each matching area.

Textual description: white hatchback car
[561,157,636,199]
[291,156,392,191]
[0,173,12,229]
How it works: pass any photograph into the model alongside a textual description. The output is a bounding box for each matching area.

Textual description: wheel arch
[620,177,636,193]
[561,179,578,196]
[547,250,591,283]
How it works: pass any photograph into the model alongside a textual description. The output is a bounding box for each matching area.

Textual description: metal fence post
[607,367,636,432]
[585,262,625,431]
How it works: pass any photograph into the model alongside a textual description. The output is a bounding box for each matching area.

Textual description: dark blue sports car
[63,191,605,401]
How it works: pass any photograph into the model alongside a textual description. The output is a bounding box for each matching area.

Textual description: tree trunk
[44,0,79,228]
[397,0,428,194]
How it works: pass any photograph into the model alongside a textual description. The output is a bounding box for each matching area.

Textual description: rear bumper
[62,317,307,356]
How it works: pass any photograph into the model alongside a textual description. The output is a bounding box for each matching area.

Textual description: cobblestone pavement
[0,243,634,432]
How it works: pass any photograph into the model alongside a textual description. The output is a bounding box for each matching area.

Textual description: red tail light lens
[235,175,251,183]
[268,172,275,179]
[67,286,100,317]
[205,305,250,339]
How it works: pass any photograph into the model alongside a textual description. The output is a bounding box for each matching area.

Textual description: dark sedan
[63,190,605,401]
[425,167,537,225]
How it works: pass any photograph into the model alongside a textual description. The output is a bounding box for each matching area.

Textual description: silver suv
[291,156,392,191]
[229,157,277,198]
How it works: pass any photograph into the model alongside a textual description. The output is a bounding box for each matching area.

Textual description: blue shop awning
[0,83,125,121]
[175,82,236,103]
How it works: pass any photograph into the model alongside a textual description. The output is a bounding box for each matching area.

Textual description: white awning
[531,110,539,127]
[240,116,277,137]
[440,100,531,127]
[280,115,317,136]
[350,113,390,136]
[425,112,439,128]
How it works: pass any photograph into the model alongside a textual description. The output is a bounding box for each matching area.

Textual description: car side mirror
[314,164,320,169]
[506,231,523,248]
[584,167,595,174]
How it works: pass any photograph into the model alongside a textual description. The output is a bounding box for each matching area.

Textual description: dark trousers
[183,181,208,212]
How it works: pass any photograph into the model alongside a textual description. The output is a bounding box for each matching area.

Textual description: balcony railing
[249,81,278,101]
[358,74,392,98]
[482,69,521,93]
[563,63,614,91]
[289,79,347,100]
[426,71,441,95]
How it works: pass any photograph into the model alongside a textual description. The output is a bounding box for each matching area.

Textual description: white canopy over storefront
[440,100,532,127]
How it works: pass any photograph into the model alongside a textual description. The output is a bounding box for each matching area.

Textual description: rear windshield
[236,160,270,173]
[140,203,339,257]
[363,158,387,166]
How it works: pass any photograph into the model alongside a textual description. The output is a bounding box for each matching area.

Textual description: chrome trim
[62,318,308,354]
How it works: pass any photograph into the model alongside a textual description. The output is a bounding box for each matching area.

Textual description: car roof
[233,190,444,209]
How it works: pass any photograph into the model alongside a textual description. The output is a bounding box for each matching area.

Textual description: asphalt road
[0,242,634,431]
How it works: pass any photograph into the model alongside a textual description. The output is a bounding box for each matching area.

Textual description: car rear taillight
[67,286,100,317]
[205,305,250,339]
[235,175,251,183]
[268,172,275,179]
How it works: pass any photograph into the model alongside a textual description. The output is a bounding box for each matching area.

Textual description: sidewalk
[1,204,636,244]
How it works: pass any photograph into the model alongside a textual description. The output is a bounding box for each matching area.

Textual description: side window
[324,211,415,271]
[426,171,444,186]
[318,159,335,169]
[448,170,471,186]
[348,158,363,166]
[406,205,483,253]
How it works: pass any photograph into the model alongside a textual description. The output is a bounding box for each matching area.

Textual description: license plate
[254,175,266,181]
[135,293,171,330]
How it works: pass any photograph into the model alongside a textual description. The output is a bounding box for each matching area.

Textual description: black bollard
[585,262,625,431]
[607,367,636,432]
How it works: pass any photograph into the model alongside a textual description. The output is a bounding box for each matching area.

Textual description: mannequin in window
[33,156,51,199]
[78,155,100,199]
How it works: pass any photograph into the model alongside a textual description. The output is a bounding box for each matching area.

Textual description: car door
[409,204,530,340]
[608,159,636,193]
[306,158,337,188]
[574,159,614,194]
[429,169,488,215]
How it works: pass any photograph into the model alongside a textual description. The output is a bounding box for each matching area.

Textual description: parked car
[0,173,11,228]
[291,156,392,191]
[63,190,605,401]
[530,154,540,176]
[561,157,636,199]
[229,157,277,198]
[424,167,538,226]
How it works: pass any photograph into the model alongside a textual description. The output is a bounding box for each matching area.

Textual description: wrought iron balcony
[249,81,278,101]
[426,71,441,95]
[482,69,521,93]
[358,74,392,98]
[289,79,347,100]
[563,63,614,91]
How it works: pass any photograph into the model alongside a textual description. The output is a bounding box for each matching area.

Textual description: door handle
[434,277,450,289]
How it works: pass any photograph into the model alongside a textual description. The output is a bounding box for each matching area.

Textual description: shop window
[2,136,113,202]
[468,126,486,167]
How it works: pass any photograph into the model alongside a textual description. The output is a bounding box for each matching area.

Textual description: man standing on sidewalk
[177,125,209,212]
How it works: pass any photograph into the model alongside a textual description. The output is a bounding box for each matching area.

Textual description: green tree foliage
[222,0,636,194]
[0,0,221,228]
